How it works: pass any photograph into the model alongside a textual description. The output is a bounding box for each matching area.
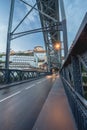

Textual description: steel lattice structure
[5,0,68,71]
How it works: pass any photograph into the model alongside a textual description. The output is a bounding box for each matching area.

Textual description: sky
[0,0,87,52]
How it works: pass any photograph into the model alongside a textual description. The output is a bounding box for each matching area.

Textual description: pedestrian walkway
[33,76,77,130]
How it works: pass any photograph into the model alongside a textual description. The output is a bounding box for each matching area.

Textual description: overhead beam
[20,0,58,23]
[12,2,37,34]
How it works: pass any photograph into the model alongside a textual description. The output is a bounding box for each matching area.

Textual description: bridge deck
[33,76,77,130]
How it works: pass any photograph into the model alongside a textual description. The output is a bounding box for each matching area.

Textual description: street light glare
[54,42,61,51]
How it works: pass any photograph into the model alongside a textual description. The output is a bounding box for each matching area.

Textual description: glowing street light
[54,41,61,51]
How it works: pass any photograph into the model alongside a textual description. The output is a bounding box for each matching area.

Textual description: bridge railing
[62,77,87,130]
[60,13,87,130]
[0,69,49,84]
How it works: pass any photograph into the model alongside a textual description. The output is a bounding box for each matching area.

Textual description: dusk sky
[0,0,87,52]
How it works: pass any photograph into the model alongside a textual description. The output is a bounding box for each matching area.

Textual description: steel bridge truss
[5,0,68,71]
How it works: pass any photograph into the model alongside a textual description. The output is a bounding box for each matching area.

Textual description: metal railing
[61,77,87,130]
[0,69,49,84]
[60,13,87,130]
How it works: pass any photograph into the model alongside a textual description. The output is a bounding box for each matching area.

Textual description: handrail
[62,77,87,109]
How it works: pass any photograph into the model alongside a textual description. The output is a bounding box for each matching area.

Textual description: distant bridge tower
[5,0,68,72]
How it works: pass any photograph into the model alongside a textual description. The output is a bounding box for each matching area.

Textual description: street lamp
[53,41,61,68]
[54,41,61,51]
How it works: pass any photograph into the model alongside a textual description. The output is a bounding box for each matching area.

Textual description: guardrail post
[71,56,84,96]
[63,68,67,80]
[65,66,71,83]
[5,69,10,84]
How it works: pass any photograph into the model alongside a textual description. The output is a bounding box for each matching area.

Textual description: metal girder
[36,0,60,71]
[11,24,62,40]
[36,0,68,71]
[12,2,37,34]
[20,0,58,22]
[5,0,15,69]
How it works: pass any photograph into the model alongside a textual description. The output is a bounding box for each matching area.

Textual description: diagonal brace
[12,2,37,34]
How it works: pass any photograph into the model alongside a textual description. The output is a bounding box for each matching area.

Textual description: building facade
[0,46,47,70]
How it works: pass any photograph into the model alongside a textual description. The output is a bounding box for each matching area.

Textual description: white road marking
[36,79,47,84]
[36,81,42,84]
[25,84,35,90]
[0,91,21,103]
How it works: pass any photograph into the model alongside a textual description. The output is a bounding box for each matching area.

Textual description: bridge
[0,0,87,130]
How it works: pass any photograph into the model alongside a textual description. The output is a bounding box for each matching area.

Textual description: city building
[0,46,47,70]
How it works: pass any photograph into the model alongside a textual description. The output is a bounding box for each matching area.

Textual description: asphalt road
[0,75,55,130]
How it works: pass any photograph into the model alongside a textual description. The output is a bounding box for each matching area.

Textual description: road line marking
[25,84,35,90]
[36,79,47,84]
[0,91,21,103]
[36,81,42,84]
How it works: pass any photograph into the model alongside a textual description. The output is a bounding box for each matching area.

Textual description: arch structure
[5,0,68,72]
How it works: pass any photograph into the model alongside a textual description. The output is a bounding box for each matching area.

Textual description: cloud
[64,0,87,48]
[13,0,40,31]
[24,0,40,28]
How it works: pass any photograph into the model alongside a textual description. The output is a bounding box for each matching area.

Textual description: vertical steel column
[63,67,67,80]
[65,65,71,83]
[5,0,15,69]
[47,47,51,72]
[72,56,83,96]
[68,64,73,84]
[61,68,65,77]
[59,0,68,58]
[44,28,51,72]
[56,0,61,66]
[62,20,68,57]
